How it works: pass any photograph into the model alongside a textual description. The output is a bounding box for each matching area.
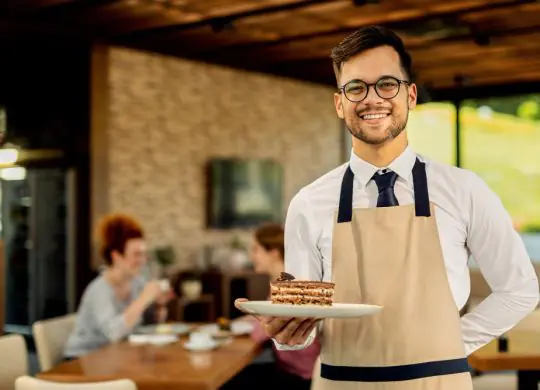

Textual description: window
[408,101,456,166]
[461,95,540,259]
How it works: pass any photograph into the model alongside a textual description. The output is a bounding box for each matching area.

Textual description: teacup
[189,331,213,347]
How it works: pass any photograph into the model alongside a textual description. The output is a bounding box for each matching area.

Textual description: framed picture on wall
[205,158,283,229]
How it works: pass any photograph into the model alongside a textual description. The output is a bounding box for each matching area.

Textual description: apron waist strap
[320,358,470,382]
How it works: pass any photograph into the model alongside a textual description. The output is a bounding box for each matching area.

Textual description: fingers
[234,298,248,312]
[271,317,315,345]
[290,318,319,345]
[263,317,293,338]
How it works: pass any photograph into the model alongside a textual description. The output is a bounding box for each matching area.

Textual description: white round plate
[128,334,178,345]
[183,340,219,352]
[237,301,382,318]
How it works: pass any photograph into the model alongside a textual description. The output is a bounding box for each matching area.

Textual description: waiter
[237,26,539,389]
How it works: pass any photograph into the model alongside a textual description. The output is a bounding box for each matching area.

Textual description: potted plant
[152,245,176,277]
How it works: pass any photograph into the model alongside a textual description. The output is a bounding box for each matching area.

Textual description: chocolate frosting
[276,272,295,281]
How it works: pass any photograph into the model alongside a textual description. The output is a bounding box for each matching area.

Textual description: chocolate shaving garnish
[277,272,295,282]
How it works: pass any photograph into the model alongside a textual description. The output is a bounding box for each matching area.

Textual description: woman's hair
[254,223,284,261]
[97,213,144,265]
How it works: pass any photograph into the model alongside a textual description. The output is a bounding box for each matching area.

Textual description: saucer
[128,334,178,345]
[183,340,219,352]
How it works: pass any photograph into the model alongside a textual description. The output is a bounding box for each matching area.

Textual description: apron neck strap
[337,158,431,224]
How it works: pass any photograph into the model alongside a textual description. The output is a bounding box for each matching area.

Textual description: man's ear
[334,92,344,119]
[408,83,418,110]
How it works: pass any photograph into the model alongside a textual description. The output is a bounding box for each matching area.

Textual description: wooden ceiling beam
[191,24,540,69]
[183,0,532,57]
[200,27,540,78]
[430,70,540,89]
[113,0,338,42]
[417,60,540,81]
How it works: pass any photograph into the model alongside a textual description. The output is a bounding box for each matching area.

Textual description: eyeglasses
[339,76,410,103]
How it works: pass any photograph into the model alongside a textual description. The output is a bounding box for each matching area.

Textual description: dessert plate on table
[237,301,382,318]
[134,323,191,335]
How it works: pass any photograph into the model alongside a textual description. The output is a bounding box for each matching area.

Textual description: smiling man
[237,26,539,390]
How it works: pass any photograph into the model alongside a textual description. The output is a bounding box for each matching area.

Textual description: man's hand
[235,298,319,346]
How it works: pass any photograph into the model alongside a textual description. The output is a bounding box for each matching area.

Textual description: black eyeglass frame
[338,76,411,103]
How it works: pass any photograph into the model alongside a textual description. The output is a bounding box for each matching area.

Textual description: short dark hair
[97,213,144,265]
[330,26,413,85]
[254,223,284,260]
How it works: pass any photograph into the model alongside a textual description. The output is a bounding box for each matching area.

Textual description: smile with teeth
[361,113,390,120]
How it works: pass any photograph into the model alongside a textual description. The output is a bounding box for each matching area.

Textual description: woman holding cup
[63,213,173,359]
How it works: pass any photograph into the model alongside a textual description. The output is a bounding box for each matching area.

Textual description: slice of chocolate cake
[270,272,335,306]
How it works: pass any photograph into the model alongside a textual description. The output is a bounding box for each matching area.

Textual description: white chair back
[15,376,137,390]
[32,314,77,372]
[0,334,28,390]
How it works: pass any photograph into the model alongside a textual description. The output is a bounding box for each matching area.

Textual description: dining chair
[32,313,77,372]
[0,334,28,390]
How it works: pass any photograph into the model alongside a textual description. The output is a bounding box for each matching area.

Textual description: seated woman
[222,223,320,390]
[63,213,172,359]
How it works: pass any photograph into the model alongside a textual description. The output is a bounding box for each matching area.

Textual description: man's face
[334,45,417,146]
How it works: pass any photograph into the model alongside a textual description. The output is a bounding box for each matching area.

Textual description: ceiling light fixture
[210,19,235,33]
[472,33,491,46]
[352,0,380,6]
[0,148,18,165]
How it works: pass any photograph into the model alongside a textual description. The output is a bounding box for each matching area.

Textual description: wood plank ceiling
[1,0,539,90]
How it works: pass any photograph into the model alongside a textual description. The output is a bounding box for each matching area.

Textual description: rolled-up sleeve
[461,172,539,355]
[273,190,323,351]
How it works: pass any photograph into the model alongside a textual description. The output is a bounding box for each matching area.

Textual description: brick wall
[92,46,342,269]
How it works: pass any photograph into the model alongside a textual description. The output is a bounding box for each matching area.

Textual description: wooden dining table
[468,330,540,390]
[38,331,262,390]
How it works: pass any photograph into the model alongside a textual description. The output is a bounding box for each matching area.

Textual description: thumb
[234,298,248,311]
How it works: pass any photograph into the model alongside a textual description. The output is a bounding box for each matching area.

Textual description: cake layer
[271,286,334,297]
[272,295,332,305]
[271,280,335,289]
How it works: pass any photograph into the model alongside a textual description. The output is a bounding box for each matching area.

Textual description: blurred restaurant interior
[0,0,539,389]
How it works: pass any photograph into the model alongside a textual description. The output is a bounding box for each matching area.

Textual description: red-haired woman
[63,213,172,358]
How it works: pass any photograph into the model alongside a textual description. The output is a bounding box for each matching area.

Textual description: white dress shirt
[275,146,539,355]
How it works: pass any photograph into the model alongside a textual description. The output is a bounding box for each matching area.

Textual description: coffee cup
[189,331,212,346]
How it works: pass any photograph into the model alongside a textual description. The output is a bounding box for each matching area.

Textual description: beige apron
[313,159,472,390]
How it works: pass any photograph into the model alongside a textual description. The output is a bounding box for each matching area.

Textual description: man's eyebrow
[343,75,401,84]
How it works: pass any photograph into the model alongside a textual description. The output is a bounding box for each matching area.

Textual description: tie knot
[372,170,398,191]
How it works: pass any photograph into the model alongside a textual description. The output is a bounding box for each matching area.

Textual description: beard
[345,106,409,145]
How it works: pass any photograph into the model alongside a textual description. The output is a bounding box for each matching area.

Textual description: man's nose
[363,85,384,104]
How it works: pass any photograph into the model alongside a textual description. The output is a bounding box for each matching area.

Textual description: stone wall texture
[100,46,342,269]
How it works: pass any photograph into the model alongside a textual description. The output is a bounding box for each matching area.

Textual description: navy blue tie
[373,171,399,207]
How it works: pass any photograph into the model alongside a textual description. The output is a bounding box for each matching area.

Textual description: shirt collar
[349,145,417,187]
